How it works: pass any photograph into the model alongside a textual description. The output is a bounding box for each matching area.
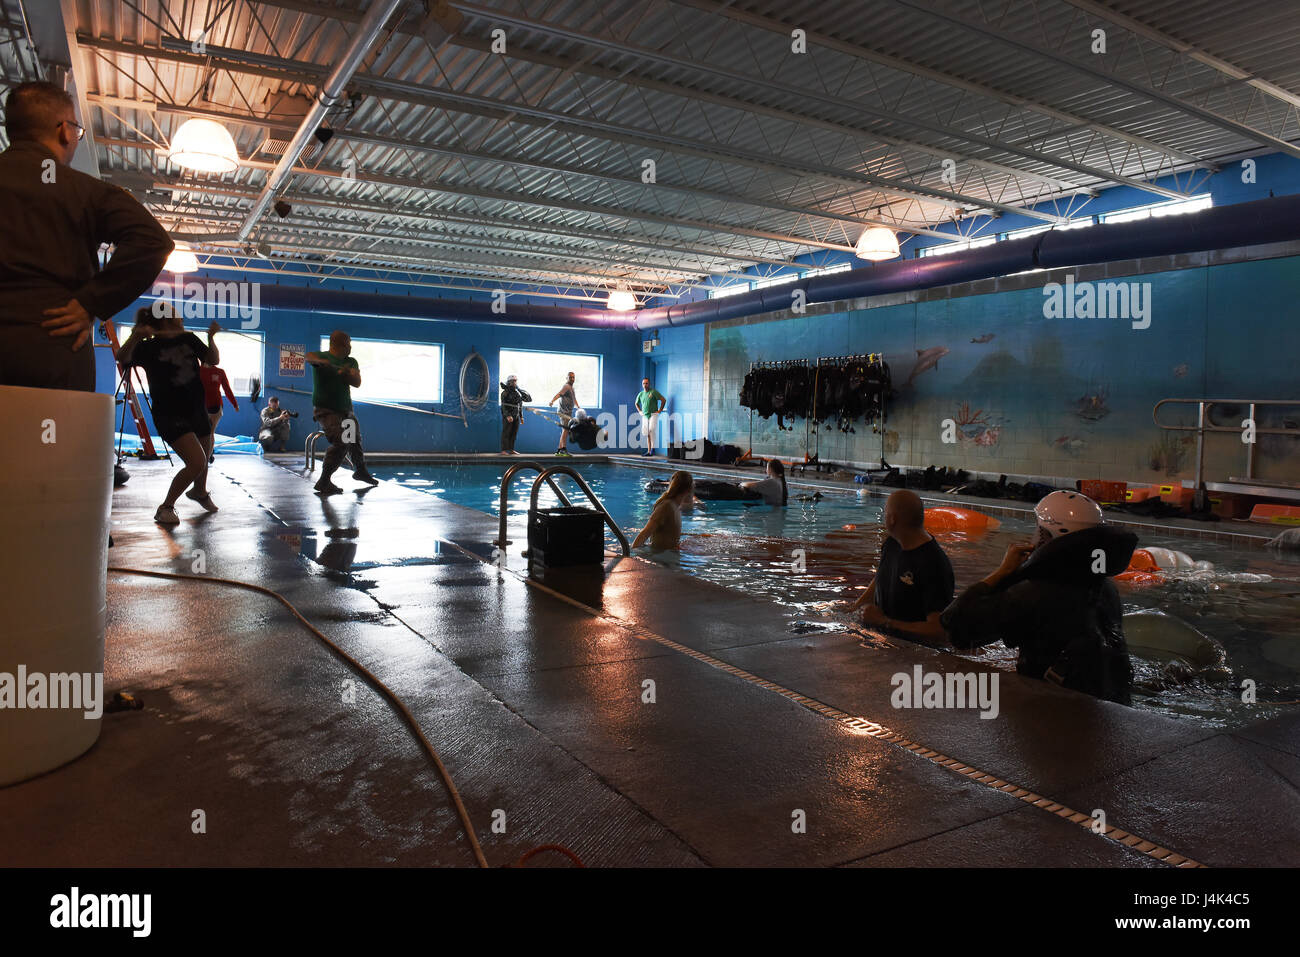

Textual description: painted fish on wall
[1053,435,1088,455]
[970,333,995,344]
[905,346,950,385]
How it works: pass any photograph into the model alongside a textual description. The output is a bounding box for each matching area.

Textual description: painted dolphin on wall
[905,346,950,386]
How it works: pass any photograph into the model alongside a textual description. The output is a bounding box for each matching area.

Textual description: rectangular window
[1100,194,1212,225]
[185,327,264,398]
[803,262,852,278]
[708,281,751,299]
[318,337,443,403]
[918,234,998,258]
[752,273,799,290]
[499,348,602,409]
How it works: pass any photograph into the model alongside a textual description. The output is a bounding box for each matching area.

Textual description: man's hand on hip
[42,299,93,351]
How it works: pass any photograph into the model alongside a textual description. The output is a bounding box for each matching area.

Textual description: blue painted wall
[651,253,1300,485]
[96,295,642,454]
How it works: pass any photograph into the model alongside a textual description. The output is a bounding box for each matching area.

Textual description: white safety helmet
[1034,490,1104,544]
[505,374,517,383]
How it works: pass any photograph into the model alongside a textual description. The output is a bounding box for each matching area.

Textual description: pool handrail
[494,461,575,547]
[304,430,326,470]
[528,465,631,556]
[1153,397,1300,497]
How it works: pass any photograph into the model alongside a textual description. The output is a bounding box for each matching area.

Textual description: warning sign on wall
[279,343,306,377]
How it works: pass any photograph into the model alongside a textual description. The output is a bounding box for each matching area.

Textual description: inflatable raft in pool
[644,478,761,501]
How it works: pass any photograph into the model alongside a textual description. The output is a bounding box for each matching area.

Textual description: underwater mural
[692,253,1300,485]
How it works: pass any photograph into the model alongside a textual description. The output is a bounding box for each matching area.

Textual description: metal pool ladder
[304,430,326,470]
[493,461,630,555]
[1153,397,1300,506]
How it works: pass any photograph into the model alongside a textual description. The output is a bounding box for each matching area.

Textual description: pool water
[374,461,1300,727]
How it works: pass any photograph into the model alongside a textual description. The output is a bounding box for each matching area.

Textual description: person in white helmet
[500,374,531,454]
[939,490,1137,705]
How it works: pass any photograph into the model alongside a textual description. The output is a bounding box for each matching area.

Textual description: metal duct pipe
[633,191,1300,330]
[235,0,404,242]
[250,284,627,330]
[219,193,1300,331]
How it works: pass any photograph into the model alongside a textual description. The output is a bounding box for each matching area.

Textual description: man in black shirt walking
[0,81,172,391]
[848,489,955,644]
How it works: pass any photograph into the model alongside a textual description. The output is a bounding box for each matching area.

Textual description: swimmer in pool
[847,489,954,643]
[632,470,694,550]
[940,491,1136,705]
[741,458,788,506]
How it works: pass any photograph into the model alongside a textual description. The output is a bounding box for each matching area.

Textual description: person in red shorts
[199,358,239,464]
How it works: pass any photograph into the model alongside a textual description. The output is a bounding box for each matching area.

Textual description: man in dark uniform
[848,489,955,644]
[0,81,173,391]
[499,373,530,454]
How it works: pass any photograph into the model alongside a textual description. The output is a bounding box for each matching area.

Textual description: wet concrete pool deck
[2,454,1298,867]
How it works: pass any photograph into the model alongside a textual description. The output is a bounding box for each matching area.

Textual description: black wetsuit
[940,525,1137,705]
[874,536,955,623]
[500,382,530,451]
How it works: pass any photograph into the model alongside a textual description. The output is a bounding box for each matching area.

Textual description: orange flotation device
[1115,548,1165,585]
[923,506,1000,533]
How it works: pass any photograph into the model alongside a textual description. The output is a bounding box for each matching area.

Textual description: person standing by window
[305,330,378,495]
[550,371,579,457]
[499,374,530,454]
[199,357,239,463]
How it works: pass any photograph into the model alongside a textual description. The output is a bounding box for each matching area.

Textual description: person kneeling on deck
[940,491,1136,705]
[306,330,379,494]
[848,490,954,643]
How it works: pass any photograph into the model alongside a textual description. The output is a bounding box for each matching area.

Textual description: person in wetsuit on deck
[940,491,1136,705]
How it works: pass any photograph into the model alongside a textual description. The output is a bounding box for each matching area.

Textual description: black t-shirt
[874,536,955,623]
[129,333,206,420]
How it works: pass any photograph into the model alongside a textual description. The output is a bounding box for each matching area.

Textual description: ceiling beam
[1060,0,1300,111]
[84,33,1070,224]
[892,0,1300,160]
[444,1,1186,200]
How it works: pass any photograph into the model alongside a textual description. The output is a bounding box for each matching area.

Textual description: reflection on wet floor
[270,527,479,574]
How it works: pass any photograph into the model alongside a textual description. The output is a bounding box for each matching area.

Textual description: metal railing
[528,466,630,556]
[304,430,326,470]
[1152,398,1300,498]
[494,461,574,547]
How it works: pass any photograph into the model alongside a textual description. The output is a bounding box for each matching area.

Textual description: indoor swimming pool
[374,461,1300,727]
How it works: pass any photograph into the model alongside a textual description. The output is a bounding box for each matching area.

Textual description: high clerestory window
[707,262,852,299]
[917,194,1213,257]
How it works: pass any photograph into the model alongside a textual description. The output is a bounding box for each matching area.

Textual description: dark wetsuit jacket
[500,383,531,417]
[940,525,1137,705]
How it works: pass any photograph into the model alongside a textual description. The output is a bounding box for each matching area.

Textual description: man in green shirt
[305,330,378,494]
[635,377,667,457]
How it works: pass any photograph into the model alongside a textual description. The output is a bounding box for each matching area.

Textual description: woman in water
[632,470,695,550]
[741,458,787,506]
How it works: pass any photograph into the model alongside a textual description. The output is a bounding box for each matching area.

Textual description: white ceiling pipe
[235,0,406,242]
